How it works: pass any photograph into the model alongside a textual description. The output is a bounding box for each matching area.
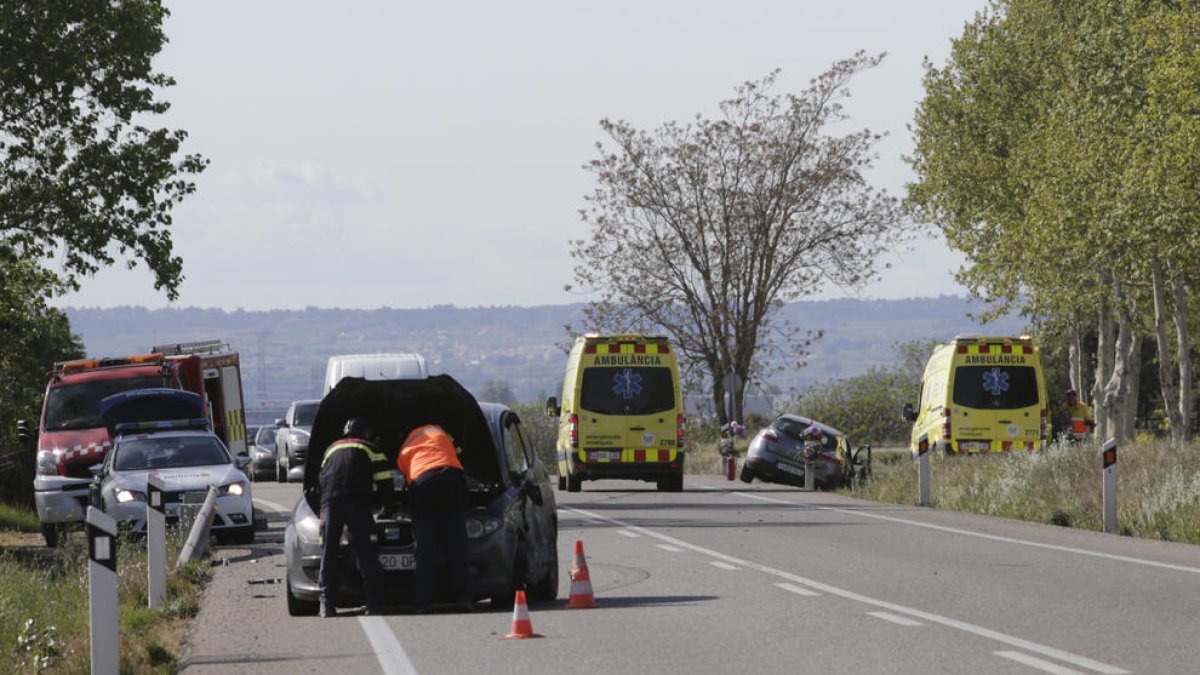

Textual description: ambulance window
[952,366,1040,409]
[579,367,675,415]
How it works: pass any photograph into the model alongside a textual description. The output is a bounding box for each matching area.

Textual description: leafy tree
[570,53,904,425]
[477,380,517,405]
[510,402,557,472]
[0,1,207,299]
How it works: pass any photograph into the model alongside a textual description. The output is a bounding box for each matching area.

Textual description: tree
[570,53,905,425]
[0,1,207,300]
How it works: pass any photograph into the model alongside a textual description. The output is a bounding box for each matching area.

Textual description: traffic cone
[565,539,599,609]
[501,590,544,640]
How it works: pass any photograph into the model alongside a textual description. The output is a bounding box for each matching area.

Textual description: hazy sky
[55,0,981,311]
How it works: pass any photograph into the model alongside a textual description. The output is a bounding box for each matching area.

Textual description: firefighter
[396,423,471,613]
[1064,389,1095,442]
[318,418,393,617]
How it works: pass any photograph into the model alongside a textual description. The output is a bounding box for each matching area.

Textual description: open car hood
[303,375,500,499]
[99,388,205,437]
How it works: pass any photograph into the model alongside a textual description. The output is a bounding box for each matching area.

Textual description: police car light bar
[114,418,211,434]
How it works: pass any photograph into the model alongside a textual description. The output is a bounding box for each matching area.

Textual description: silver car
[275,399,319,482]
[740,414,871,490]
[247,426,277,481]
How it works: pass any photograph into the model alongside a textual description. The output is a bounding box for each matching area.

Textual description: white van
[323,353,429,393]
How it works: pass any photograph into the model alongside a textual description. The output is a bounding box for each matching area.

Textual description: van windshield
[952,366,1040,409]
[580,367,675,416]
[44,376,169,431]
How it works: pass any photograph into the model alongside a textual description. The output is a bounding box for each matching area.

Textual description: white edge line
[716,486,1200,576]
[563,505,1128,675]
[775,582,820,597]
[617,529,640,538]
[253,497,291,513]
[867,611,923,627]
[656,544,683,552]
[359,616,419,675]
[995,651,1085,675]
[709,561,739,571]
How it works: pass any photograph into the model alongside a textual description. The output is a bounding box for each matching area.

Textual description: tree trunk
[1172,274,1193,443]
[1093,296,1114,442]
[1151,264,1184,443]
[1099,285,1135,443]
[1124,335,1141,438]
[1068,318,1085,395]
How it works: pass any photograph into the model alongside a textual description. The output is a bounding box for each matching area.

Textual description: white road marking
[359,616,419,675]
[775,582,820,597]
[709,561,739,571]
[617,529,641,538]
[995,651,1084,674]
[656,544,683,553]
[253,498,291,513]
[718,487,1200,576]
[867,611,923,627]
[563,505,1128,675]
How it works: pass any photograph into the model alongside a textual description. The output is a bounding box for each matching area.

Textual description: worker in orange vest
[1064,389,1095,441]
[396,423,471,613]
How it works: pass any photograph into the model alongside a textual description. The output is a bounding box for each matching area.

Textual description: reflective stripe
[321,441,378,468]
[372,471,393,481]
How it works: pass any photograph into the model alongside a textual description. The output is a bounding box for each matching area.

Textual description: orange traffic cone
[501,590,544,640]
[565,539,599,609]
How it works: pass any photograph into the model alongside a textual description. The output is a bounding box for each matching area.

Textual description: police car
[91,388,255,544]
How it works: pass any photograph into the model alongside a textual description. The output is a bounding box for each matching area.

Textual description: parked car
[247,426,277,481]
[284,375,559,615]
[90,388,255,544]
[275,399,319,482]
[740,414,871,490]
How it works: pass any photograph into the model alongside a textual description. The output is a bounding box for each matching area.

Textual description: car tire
[41,523,62,548]
[739,466,754,483]
[527,553,559,603]
[557,474,566,491]
[566,474,581,493]
[276,458,285,483]
[286,571,319,616]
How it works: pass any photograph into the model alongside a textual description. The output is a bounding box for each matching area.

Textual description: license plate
[589,451,621,461]
[777,462,804,476]
[379,553,415,571]
[959,441,990,452]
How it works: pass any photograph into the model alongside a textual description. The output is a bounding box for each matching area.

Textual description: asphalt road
[176,475,1200,674]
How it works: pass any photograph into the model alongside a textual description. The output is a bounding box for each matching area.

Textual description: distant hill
[63,296,1022,421]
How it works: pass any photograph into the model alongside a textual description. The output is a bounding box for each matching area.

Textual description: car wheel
[558,474,566,491]
[527,556,559,603]
[41,523,62,548]
[276,458,285,482]
[282,453,293,483]
[286,571,319,616]
[739,466,754,483]
[566,474,581,493]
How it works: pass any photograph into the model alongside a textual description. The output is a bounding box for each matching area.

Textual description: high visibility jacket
[320,437,394,507]
[1065,402,1094,435]
[397,424,463,483]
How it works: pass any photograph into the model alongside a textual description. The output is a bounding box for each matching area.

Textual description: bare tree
[569,53,905,423]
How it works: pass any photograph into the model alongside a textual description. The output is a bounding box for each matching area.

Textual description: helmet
[343,417,371,438]
[803,424,824,440]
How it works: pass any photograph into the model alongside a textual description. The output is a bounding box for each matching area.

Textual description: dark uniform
[318,419,394,617]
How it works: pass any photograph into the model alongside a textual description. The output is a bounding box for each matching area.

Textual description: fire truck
[22,339,247,547]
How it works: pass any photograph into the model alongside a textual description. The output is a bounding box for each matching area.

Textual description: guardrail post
[177,485,218,566]
[1101,438,1117,534]
[917,434,931,507]
[86,507,118,675]
[146,474,167,607]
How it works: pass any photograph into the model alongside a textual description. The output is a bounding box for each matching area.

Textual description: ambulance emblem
[983,367,1009,396]
[612,368,643,400]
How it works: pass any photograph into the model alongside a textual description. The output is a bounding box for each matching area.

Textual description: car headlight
[116,489,146,503]
[465,516,502,539]
[36,450,59,476]
[218,481,247,497]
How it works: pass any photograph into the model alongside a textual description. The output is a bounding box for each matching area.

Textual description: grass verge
[0,512,211,674]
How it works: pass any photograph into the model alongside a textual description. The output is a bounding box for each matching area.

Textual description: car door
[505,413,556,577]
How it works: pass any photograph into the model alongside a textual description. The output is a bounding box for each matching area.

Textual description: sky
[55,0,982,311]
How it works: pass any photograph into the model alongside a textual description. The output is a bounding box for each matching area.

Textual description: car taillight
[761,428,779,442]
[676,413,685,446]
[569,414,579,449]
[942,408,952,440]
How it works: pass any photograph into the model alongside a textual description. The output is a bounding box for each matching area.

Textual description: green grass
[0,503,41,532]
[0,513,211,674]
[848,438,1200,544]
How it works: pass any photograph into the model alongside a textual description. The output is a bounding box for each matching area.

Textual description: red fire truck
[24,339,246,547]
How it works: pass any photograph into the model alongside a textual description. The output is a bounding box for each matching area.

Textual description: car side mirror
[521,479,544,506]
[89,463,104,478]
[545,397,560,418]
[235,453,251,469]
[275,418,287,428]
[902,403,916,423]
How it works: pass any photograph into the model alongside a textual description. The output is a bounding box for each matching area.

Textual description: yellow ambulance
[902,335,1048,455]
[546,334,685,492]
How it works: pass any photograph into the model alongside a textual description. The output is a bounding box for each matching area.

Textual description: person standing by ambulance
[396,423,472,612]
[1064,389,1095,442]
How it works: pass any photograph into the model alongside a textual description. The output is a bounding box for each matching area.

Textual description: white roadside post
[146,473,167,607]
[1101,438,1118,534]
[803,453,815,490]
[917,433,931,507]
[86,506,119,675]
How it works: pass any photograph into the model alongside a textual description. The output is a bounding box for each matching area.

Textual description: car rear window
[952,366,1040,409]
[580,367,675,415]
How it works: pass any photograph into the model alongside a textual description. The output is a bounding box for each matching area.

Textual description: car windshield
[293,402,319,427]
[114,435,231,471]
[43,376,168,431]
[580,367,675,415]
[255,427,277,446]
[952,366,1041,409]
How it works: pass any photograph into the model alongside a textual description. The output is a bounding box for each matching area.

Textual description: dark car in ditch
[740,414,871,490]
[283,375,559,615]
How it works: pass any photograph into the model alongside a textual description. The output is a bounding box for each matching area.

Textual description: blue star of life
[983,367,1010,396]
[612,368,643,400]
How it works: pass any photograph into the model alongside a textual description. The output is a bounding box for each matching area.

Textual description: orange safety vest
[397,424,463,483]
[1066,401,1093,435]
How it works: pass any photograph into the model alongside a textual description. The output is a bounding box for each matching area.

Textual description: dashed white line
[995,651,1084,674]
[709,561,739,571]
[617,529,640,538]
[359,616,419,675]
[867,611,923,627]
[253,497,291,513]
[656,544,683,553]
[775,582,820,597]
